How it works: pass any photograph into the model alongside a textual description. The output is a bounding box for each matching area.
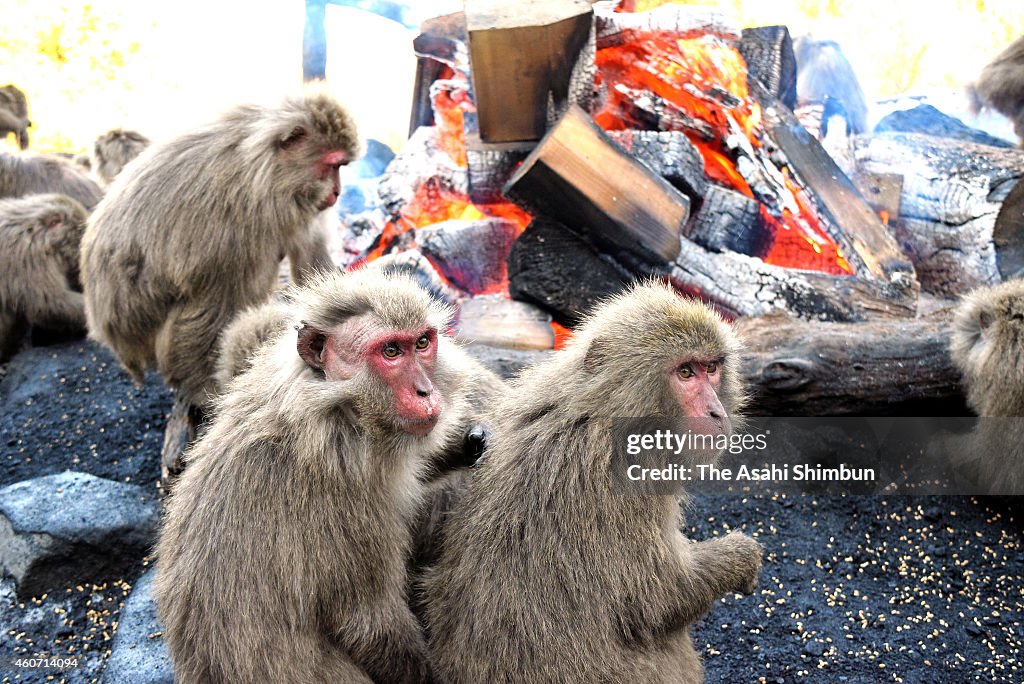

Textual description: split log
[464,134,533,204]
[669,239,916,321]
[735,314,964,416]
[504,105,688,266]
[456,295,555,350]
[466,0,594,143]
[853,132,1024,295]
[754,82,918,296]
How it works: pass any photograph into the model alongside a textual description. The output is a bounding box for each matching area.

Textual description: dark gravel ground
[0,339,1022,683]
[1,340,170,684]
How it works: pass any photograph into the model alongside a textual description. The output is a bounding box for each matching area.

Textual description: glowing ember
[432,75,474,168]
[595,28,852,275]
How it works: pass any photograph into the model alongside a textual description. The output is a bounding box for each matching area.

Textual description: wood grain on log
[735,314,963,416]
[466,0,594,142]
[853,132,1024,295]
[504,105,688,265]
[670,239,916,322]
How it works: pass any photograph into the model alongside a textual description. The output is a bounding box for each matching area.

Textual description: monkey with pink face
[80,91,360,478]
[424,282,762,684]
[154,269,502,684]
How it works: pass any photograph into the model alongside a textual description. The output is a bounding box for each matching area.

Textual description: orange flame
[595,29,852,275]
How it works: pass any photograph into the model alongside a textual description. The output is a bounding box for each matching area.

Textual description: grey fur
[0,193,88,359]
[972,35,1024,142]
[155,269,502,684]
[0,152,103,210]
[424,281,762,683]
[80,91,359,408]
[947,278,1024,493]
[0,85,29,150]
[91,128,150,185]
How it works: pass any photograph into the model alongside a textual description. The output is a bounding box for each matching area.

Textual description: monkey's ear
[297,324,328,372]
[43,213,63,230]
[978,308,995,332]
[279,126,307,151]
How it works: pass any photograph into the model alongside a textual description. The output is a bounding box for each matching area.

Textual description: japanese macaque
[423,282,762,684]
[80,91,360,476]
[970,35,1024,142]
[90,128,150,185]
[155,269,503,684]
[0,152,103,210]
[947,278,1024,494]
[0,194,88,359]
[0,85,30,150]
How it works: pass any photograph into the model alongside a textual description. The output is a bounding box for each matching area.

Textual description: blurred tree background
[3,0,1023,154]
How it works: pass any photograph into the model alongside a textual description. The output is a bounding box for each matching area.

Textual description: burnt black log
[606,129,708,208]
[507,216,635,327]
[417,218,521,295]
[684,184,768,256]
[738,25,797,110]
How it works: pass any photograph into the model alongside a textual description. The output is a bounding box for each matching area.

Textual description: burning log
[465,135,532,204]
[465,0,595,143]
[735,314,963,416]
[684,184,767,256]
[418,217,520,296]
[594,4,740,49]
[409,12,467,135]
[737,26,797,109]
[753,82,918,295]
[507,216,634,327]
[504,104,688,267]
[670,239,916,322]
[456,295,556,350]
[853,132,1024,295]
[377,126,466,217]
[605,129,708,205]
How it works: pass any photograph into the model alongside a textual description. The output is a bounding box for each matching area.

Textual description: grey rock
[0,471,159,599]
[103,568,173,684]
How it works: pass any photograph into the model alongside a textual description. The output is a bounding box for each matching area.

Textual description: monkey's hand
[721,531,763,595]
[463,423,490,467]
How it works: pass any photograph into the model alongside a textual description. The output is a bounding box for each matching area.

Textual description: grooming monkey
[0,193,89,360]
[80,92,359,476]
[155,269,500,684]
[946,278,1024,494]
[90,128,150,185]
[424,282,762,684]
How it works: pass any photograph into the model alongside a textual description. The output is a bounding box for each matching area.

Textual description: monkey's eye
[415,335,430,350]
[706,361,719,374]
[677,364,694,378]
[381,342,401,359]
